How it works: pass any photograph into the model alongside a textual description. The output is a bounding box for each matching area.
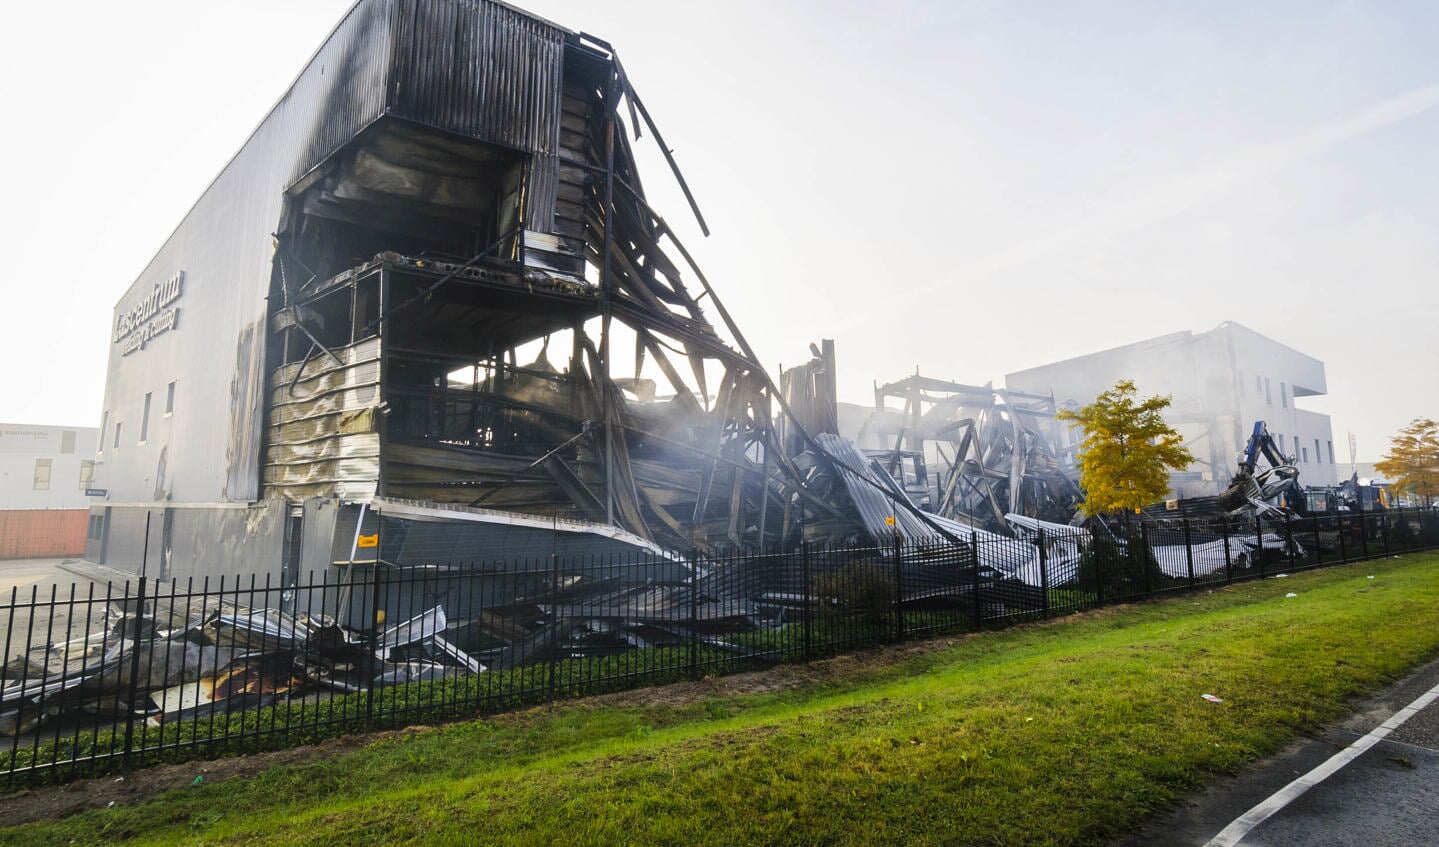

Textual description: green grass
[7,552,1439,846]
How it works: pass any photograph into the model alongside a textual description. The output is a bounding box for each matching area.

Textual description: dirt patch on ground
[0,733,384,826]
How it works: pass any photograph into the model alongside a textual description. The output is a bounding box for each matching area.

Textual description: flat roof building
[0,424,98,559]
[1005,321,1339,499]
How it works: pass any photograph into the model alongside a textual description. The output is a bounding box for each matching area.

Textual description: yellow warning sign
[356,534,379,549]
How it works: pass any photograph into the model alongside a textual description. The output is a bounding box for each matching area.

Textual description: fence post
[892,533,905,643]
[1284,515,1296,569]
[1093,530,1106,608]
[1381,512,1391,557]
[1255,514,1266,579]
[1183,519,1195,588]
[801,541,813,661]
[1140,524,1152,598]
[1311,515,1323,567]
[1221,520,1233,585]
[688,548,700,680]
[970,531,984,625]
[121,514,152,775]
[1038,528,1050,619]
[1359,502,1370,559]
[547,553,560,702]
[365,552,381,731]
[1337,511,1349,561]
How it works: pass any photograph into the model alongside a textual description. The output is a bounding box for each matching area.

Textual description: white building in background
[0,423,100,559]
[1005,321,1338,499]
[0,424,100,509]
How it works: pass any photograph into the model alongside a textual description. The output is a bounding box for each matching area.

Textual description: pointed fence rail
[2,506,1436,789]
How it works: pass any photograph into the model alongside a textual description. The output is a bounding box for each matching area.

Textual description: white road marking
[1204,680,1439,846]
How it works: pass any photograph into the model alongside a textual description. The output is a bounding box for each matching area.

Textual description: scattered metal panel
[364,497,682,563]
[812,433,964,545]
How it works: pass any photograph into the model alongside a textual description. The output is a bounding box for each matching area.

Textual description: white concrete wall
[0,424,100,509]
[1005,321,1338,496]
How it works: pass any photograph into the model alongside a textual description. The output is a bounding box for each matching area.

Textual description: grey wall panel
[93,507,167,578]
[162,504,287,582]
[93,2,397,505]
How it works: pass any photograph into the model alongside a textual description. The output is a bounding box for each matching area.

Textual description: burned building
[86,0,865,580]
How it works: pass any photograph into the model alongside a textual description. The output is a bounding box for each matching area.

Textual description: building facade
[1005,321,1339,499]
[86,0,869,582]
[0,424,99,558]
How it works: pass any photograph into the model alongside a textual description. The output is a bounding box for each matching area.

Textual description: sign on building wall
[113,271,184,356]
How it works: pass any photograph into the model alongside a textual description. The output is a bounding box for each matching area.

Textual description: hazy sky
[1,1,1434,461]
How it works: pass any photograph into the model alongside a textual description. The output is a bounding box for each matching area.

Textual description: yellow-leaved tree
[1055,379,1194,515]
[1375,418,1439,505]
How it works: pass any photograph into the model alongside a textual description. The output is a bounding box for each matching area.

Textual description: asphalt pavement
[1124,655,1439,846]
[0,557,70,596]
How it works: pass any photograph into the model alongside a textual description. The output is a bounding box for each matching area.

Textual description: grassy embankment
[7,551,1439,847]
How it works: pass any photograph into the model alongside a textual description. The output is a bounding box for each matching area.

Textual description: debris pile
[860,376,1082,534]
[0,598,484,736]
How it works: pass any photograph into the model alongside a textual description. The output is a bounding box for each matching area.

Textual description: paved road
[1125,658,1439,846]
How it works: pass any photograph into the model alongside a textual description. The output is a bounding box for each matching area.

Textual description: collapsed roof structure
[859,375,1082,534]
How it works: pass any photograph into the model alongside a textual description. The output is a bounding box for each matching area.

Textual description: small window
[98,412,108,453]
[1315,439,1322,464]
[1277,433,1285,454]
[61,430,76,454]
[1302,447,1309,463]
[1256,375,1262,393]
[1280,382,1287,408]
[1328,440,1334,463]
[165,381,176,415]
[113,422,122,449]
[79,460,95,491]
[140,392,152,443]
[1264,378,1272,405]
[33,458,52,490]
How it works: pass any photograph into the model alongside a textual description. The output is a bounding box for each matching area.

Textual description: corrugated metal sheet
[388,0,564,155]
[265,337,383,501]
[815,434,965,544]
[287,0,395,186]
[387,0,567,229]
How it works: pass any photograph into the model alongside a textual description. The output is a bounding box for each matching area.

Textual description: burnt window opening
[386,337,577,457]
[279,121,526,282]
[268,120,530,372]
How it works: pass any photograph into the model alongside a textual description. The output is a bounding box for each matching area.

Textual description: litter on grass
[1202,694,1224,703]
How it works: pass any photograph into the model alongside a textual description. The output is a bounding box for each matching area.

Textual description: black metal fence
[3,506,1437,788]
